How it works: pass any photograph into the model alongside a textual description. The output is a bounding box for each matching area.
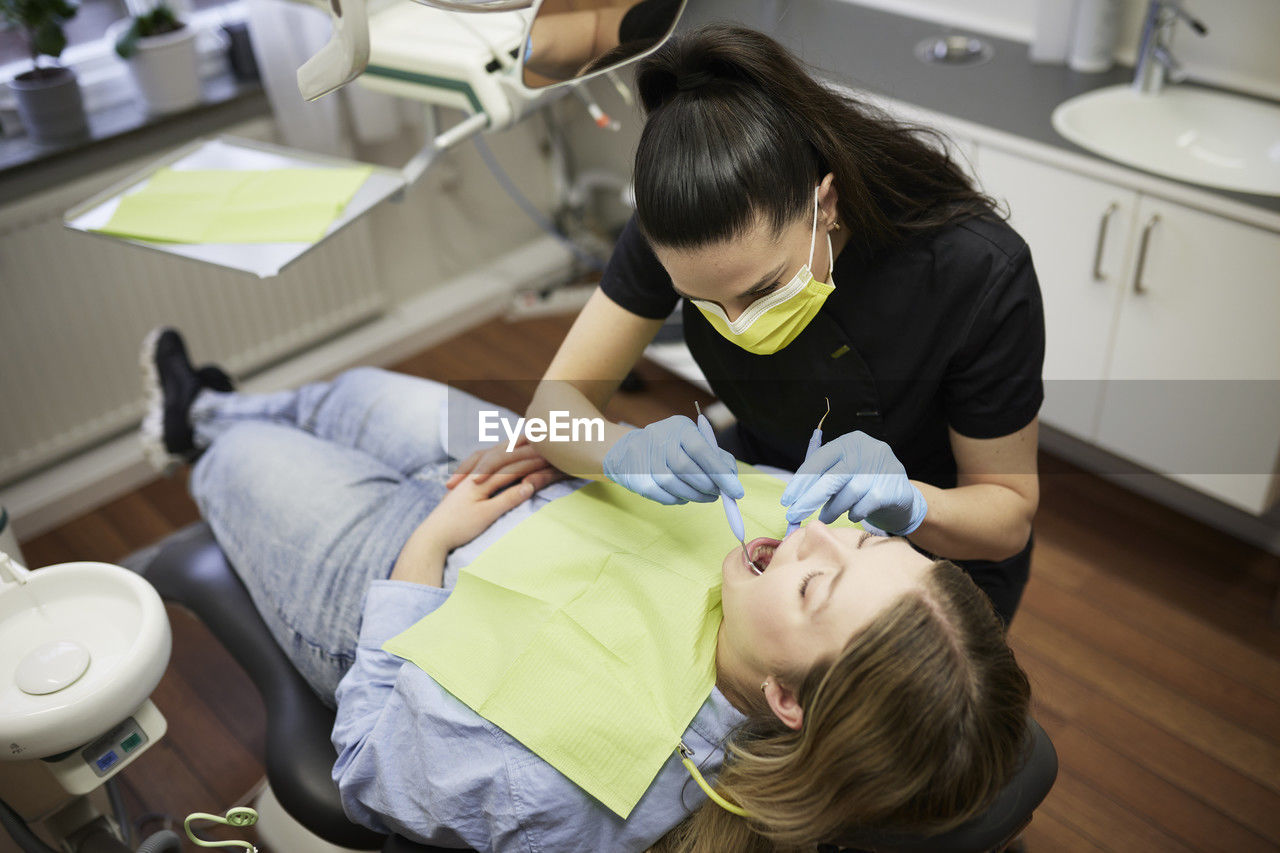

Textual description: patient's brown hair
[652,559,1031,853]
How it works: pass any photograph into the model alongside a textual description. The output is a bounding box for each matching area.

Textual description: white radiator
[0,158,388,488]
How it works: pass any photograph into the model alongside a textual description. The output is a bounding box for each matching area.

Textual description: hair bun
[675,69,715,91]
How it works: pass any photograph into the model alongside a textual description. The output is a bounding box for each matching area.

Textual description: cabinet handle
[1133,214,1160,295]
[1092,203,1119,281]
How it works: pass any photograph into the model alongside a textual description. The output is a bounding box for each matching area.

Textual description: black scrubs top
[600,213,1046,622]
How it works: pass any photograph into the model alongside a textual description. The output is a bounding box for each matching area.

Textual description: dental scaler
[694,402,762,574]
[785,398,831,537]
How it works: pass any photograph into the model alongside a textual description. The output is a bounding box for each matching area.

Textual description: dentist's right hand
[602,415,744,505]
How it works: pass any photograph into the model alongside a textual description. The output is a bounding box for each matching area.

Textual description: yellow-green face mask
[691,188,835,355]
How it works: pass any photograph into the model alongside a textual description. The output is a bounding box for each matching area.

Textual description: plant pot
[110,19,202,115]
[7,65,90,145]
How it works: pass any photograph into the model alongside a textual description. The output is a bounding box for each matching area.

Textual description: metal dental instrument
[694,402,762,574]
[786,398,831,538]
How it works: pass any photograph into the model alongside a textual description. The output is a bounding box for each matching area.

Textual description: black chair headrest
[833,717,1057,852]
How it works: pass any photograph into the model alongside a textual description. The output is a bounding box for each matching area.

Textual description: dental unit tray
[63,136,404,279]
[60,8,557,279]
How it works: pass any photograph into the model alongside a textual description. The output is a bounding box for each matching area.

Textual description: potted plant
[111,2,201,114]
[0,0,90,144]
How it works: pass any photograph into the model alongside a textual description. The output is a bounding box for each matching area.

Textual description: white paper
[65,137,404,278]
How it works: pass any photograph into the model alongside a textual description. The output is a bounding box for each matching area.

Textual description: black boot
[139,328,234,471]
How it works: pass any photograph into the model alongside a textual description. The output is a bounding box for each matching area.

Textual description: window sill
[0,70,268,203]
[0,0,280,202]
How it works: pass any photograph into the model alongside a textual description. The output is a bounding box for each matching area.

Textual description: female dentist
[467,24,1045,623]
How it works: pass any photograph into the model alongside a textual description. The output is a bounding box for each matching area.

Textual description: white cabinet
[974,145,1280,515]
[1095,197,1280,514]
[974,147,1132,439]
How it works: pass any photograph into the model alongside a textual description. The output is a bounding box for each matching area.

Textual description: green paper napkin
[95,166,374,244]
[383,468,860,817]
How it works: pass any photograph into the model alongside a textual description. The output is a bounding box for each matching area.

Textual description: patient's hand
[392,455,548,585]
[445,436,568,492]
[431,452,558,550]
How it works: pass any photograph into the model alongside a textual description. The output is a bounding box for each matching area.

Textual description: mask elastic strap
[806,186,820,270]
[678,743,753,818]
[824,232,834,284]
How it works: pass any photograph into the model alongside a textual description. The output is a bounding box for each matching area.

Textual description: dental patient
[141,328,1030,853]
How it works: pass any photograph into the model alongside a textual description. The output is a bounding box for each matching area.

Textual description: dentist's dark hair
[632,24,997,259]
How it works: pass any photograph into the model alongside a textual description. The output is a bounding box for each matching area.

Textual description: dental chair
[140,522,1057,853]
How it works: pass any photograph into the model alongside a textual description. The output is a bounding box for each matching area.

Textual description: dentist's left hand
[602,415,744,505]
[780,431,927,536]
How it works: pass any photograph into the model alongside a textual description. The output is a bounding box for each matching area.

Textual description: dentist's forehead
[655,222,799,297]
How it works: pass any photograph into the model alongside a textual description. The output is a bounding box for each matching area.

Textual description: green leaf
[115,21,140,58]
[137,3,181,36]
[1,0,75,30]
[32,18,66,58]
[12,0,42,25]
[152,3,176,26]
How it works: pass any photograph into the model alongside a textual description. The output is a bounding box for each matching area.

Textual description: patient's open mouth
[746,538,781,572]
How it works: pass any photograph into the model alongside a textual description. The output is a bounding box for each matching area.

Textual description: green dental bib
[383,468,802,817]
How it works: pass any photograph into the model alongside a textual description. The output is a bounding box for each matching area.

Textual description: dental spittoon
[786,398,831,537]
[694,402,762,574]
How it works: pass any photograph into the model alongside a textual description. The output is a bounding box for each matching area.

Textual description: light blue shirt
[330,477,750,852]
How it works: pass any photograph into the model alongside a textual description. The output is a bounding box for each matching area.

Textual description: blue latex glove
[779,431,927,536]
[603,415,744,505]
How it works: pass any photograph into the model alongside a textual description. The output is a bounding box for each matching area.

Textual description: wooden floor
[11,314,1280,853]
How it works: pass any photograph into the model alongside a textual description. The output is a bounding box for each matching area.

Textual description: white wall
[1116,0,1280,102]
[353,89,644,303]
[844,0,1280,102]
[355,113,559,303]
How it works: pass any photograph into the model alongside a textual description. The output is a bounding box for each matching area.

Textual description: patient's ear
[763,680,804,731]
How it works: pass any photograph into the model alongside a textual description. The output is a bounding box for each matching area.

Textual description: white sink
[1052,84,1280,196]
[0,557,171,759]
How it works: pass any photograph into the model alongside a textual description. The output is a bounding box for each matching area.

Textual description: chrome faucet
[1133,0,1208,95]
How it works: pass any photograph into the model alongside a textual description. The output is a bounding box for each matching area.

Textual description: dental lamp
[294,0,687,183]
[298,0,534,102]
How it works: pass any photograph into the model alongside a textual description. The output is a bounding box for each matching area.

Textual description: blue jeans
[188,367,513,706]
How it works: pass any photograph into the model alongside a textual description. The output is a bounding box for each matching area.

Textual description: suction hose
[0,796,60,853]
[0,795,179,853]
[134,829,182,852]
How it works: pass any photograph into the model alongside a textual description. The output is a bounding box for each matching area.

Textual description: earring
[830,221,842,232]
[760,681,769,693]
